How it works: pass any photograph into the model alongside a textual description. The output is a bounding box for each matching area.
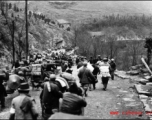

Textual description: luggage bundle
[31,64,42,76]
[56,76,69,89]
[60,72,76,86]
[78,62,94,72]
[7,74,24,90]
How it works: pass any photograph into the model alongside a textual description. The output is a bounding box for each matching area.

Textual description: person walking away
[92,63,100,90]
[78,62,96,97]
[68,57,73,66]
[9,82,38,120]
[0,74,7,109]
[76,57,80,65]
[66,64,73,74]
[77,57,84,69]
[99,58,111,91]
[89,57,93,64]
[61,62,68,72]
[109,59,116,80]
[59,82,87,116]
[97,55,102,61]
[15,60,20,68]
[41,74,63,120]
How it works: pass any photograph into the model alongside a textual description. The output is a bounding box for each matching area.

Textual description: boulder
[130,66,139,70]
[146,83,152,86]
[140,68,149,73]
[130,64,143,70]
[144,76,152,80]
[134,84,151,96]
[139,95,148,99]
[127,70,139,75]
[139,81,148,85]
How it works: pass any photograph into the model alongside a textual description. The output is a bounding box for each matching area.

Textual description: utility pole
[25,0,28,60]
[12,20,15,64]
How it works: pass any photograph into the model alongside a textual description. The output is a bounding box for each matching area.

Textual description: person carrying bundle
[40,74,63,120]
[78,62,96,97]
[99,58,111,91]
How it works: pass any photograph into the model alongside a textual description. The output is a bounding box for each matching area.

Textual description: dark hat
[69,82,79,94]
[18,82,30,92]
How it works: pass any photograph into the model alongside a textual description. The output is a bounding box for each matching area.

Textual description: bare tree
[2,4,26,62]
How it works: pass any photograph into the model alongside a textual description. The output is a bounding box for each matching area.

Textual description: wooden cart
[31,64,43,89]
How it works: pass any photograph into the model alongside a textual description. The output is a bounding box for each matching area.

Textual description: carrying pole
[141,57,152,75]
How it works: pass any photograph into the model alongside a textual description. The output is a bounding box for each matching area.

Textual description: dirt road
[0,66,146,119]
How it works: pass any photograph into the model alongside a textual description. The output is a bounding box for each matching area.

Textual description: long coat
[0,83,7,100]
[10,94,38,120]
[0,75,7,100]
[78,67,96,84]
[41,81,63,114]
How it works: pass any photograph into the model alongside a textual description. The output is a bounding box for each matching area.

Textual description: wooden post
[141,57,152,75]
[25,0,28,60]
[12,20,15,65]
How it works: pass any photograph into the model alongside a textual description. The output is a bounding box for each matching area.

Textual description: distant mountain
[10,1,152,24]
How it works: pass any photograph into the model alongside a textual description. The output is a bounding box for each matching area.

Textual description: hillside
[0,1,73,66]
[12,1,152,24]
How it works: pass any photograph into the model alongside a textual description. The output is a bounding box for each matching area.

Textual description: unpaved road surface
[0,66,146,119]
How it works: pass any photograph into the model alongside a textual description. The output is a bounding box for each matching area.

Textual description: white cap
[111,59,114,61]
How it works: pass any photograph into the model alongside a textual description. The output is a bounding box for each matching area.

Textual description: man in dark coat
[89,57,93,64]
[0,75,7,109]
[97,55,102,61]
[41,74,63,120]
[92,63,100,90]
[76,57,80,65]
[59,82,87,115]
[77,57,84,69]
[15,60,20,68]
[61,62,68,72]
[68,57,73,66]
[78,62,96,97]
[109,59,116,80]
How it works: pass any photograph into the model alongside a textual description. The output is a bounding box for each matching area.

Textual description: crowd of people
[0,53,116,120]
[76,55,116,96]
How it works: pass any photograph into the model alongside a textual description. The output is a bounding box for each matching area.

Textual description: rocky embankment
[115,68,152,119]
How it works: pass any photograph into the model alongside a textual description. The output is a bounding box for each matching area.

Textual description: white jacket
[99,63,111,77]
